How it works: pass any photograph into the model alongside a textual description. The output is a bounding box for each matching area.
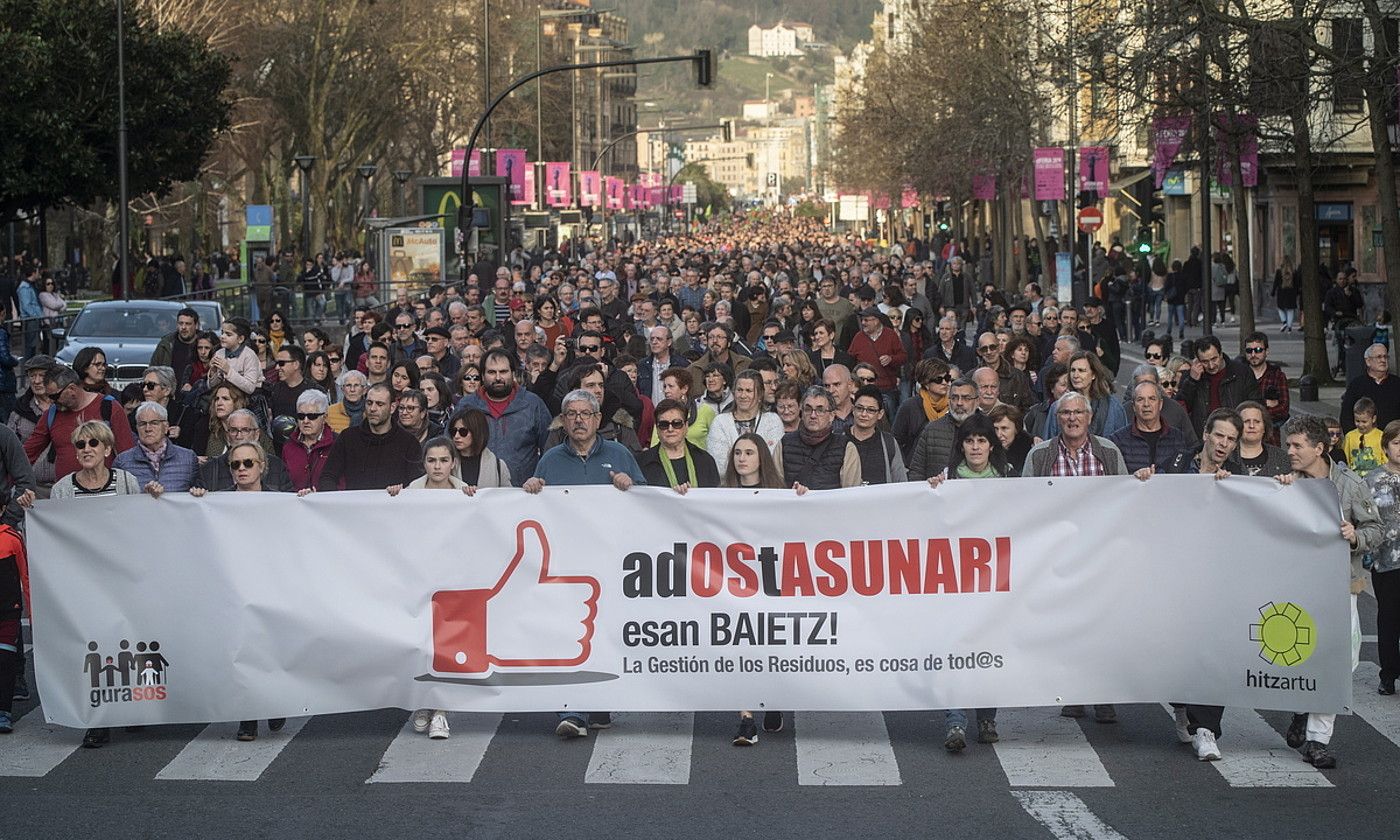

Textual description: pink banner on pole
[972,173,997,201]
[469,150,481,177]
[579,171,601,207]
[523,165,536,207]
[1151,116,1192,188]
[450,149,465,178]
[900,187,919,209]
[1078,147,1109,194]
[606,177,623,210]
[496,149,528,203]
[545,162,572,207]
[670,185,684,204]
[1213,113,1259,188]
[648,187,664,206]
[871,192,890,210]
[1033,148,1065,200]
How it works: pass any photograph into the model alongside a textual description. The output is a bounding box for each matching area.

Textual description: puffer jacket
[282,425,338,491]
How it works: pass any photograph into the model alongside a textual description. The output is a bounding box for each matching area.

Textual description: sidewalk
[1115,310,1349,420]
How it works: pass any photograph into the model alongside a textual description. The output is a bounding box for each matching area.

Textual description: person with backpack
[21,365,133,481]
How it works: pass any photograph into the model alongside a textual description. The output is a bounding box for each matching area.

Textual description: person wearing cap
[422,325,460,381]
[7,355,54,485]
[847,306,906,417]
[1083,297,1121,376]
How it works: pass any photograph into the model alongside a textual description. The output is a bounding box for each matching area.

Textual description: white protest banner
[26,477,1352,727]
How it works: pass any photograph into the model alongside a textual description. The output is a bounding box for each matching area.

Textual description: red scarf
[484,386,517,419]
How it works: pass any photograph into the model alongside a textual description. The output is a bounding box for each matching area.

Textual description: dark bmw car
[54,299,224,389]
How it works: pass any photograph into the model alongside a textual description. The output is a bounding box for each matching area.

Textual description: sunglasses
[450,426,472,437]
[579,345,603,352]
[655,419,686,430]
[295,412,324,421]
[924,375,951,386]
[141,381,161,389]
[1145,352,1164,360]
[395,324,414,330]
[1162,379,1178,388]
[857,377,877,385]
[73,438,103,450]
[275,359,297,366]
[327,356,342,363]
[253,339,268,346]
[228,458,259,470]
[978,345,997,352]
[1244,347,1266,354]
[462,374,481,382]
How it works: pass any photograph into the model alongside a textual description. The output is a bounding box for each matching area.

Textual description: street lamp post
[356,163,378,256]
[116,0,131,299]
[393,169,412,217]
[293,155,315,259]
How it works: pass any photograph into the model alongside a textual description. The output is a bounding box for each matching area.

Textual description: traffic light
[938,217,950,232]
[1136,226,1153,254]
[694,49,714,87]
[721,119,734,143]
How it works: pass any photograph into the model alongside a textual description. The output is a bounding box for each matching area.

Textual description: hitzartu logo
[85,639,170,708]
[1249,602,1316,666]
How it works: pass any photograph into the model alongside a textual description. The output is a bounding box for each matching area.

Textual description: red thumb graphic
[432,520,600,674]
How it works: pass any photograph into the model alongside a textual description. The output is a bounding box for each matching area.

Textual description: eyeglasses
[295,412,324,421]
[563,410,599,420]
[655,419,687,430]
[1244,347,1266,355]
[135,419,165,428]
[978,345,998,352]
[1057,409,1090,417]
[450,426,472,437]
[226,426,257,436]
[579,345,603,353]
[327,356,342,363]
[1145,352,1164,360]
[73,439,103,450]
[853,404,882,414]
[228,458,259,470]
[141,381,162,389]
[253,339,268,346]
[275,359,297,366]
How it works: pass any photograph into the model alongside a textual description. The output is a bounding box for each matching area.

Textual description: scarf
[658,445,697,489]
[799,424,833,447]
[344,398,365,427]
[268,328,288,353]
[920,389,948,421]
[956,463,998,479]
[484,386,517,419]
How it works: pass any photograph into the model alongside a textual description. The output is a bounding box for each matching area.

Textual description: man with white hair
[114,401,199,493]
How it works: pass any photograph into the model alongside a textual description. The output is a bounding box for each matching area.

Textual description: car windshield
[68,307,175,339]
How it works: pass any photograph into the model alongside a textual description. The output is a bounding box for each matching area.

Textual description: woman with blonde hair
[778,349,816,389]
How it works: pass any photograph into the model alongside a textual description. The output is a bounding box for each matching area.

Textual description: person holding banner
[925,412,1009,750]
[1276,415,1383,769]
[638,399,719,492]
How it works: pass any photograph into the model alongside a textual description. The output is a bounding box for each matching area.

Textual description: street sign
[682,182,697,204]
[1077,207,1104,233]
[766,173,779,188]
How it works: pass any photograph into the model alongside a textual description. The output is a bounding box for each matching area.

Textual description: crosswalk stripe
[1162,706,1332,788]
[993,708,1114,787]
[794,712,901,786]
[366,713,501,783]
[0,715,84,777]
[1012,790,1130,840]
[155,717,308,781]
[584,713,693,784]
[1351,663,1400,749]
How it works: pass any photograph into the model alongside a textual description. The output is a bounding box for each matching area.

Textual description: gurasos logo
[84,639,170,708]
[1249,602,1316,666]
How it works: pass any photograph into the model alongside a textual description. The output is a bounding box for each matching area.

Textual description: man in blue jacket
[457,349,551,486]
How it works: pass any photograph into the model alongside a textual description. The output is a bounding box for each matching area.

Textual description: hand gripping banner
[26,478,1354,727]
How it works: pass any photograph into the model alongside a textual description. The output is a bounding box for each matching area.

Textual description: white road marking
[993,708,1114,787]
[794,712,901,786]
[584,713,693,784]
[1351,662,1400,749]
[1012,790,1130,840]
[0,715,84,777]
[155,717,308,781]
[366,713,500,783]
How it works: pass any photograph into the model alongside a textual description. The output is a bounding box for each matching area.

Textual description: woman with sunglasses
[208,318,263,396]
[51,420,149,750]
[639,397,721,492]
[190,442,289,742]
[131,365,201,448]
[457,363,483,401]
[282,389,338,491]
[892,358,952,458]
[444,407,511,488]
[261,311,293,354]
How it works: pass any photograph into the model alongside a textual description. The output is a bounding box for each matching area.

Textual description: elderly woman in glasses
[189,441,289,743]
[130,365,201,448]
[282,389,338,491]
[327,369,369,432]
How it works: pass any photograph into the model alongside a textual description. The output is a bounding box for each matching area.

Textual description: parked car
[54,299,224,389]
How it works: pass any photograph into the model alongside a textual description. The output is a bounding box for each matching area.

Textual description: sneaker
[732,716,758,746]
[1060,704,1085,718]
[1094,705,1117,724]
[587,712,613,730]
[1301,740,1336,768]
[428,712,450,740]
[1174,707,1192,744]
[1380,678,1396,696]
[977,718,999,743]
[237,721,257,742]
[555,717,588,738]
[81,727,109,748]
[1285,713,1308,749]
[762,710,784,733]
[0,711,12,734]
[1193,728,1222,761]
[944,725,966,753]
[268,718,286,733]
[12,672,28,702]
[412,709,432,733]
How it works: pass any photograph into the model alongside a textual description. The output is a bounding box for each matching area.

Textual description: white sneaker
[428,711,450,740]
[412,708,432,733]
[1193,727,1221,761]
[1174,707,1191,744]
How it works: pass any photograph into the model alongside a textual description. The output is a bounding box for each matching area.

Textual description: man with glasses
[420,326,459,381]
[1239,332,1290,440]
[482,270,513,327]
[316,384,421,491]
[1178,334,1261,435]
[638,326,675,404]
[1340,343,1399,433]
[908,378,979,480]
[151,307,201,388]
[772,386,862,490]
[389,314,426,366]
[816,276,857,347]
[24,366,133,481]
[975,331,1032,411]
[458,350,552,485]
[193,409,294,491]
[1037,307,1061,361]
[113,401,198,494]
[689,323,751,380]
[595,276,629,343]
[269,345,311,419]
[847,385,907,484]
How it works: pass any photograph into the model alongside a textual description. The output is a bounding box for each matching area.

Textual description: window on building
[1332,18,1364,111]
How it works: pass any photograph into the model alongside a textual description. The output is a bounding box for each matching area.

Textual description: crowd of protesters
[0,210,1397,768]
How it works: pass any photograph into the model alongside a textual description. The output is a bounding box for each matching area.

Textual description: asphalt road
[1,595,1393,840]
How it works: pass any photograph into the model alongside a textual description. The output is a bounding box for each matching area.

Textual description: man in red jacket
[24,366,134,480]
[847,306,906,417]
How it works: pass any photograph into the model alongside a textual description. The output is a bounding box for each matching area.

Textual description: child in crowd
[1345,397,1384,476]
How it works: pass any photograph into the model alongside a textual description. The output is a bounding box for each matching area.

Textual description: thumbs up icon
[432,521,600,674]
